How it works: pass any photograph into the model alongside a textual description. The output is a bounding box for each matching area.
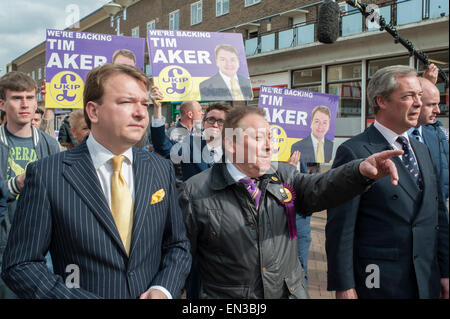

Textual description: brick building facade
[6,0,449,156]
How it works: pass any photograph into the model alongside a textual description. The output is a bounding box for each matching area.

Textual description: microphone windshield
[317,0,340,44]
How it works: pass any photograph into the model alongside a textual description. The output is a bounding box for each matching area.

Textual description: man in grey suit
[326,65,449,299]
[1,63,191,299]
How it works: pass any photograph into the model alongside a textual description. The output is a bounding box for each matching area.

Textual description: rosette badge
[276,182,297,240]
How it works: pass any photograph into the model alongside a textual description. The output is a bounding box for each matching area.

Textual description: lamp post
[102,0,137,35]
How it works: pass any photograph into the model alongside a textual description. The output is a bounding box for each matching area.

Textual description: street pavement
[306,210,335,299]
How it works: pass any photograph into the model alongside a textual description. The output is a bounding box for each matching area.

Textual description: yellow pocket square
[151,189,165,205]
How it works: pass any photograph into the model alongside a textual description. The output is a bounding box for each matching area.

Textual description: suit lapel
[365,125,420,201]
[62,141,128,256]
[129,149,154,258]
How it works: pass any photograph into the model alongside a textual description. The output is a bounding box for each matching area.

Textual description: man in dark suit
[408,77,448,219]
[150,86,231,182]
[326,65,449,299]
[1,64,191,299]
[199,44,252,101]
[291,105,334,163]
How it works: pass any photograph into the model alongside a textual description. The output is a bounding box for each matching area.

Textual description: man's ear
[0,99,5,111]
[85,101,99,126]
[376,96,387,111]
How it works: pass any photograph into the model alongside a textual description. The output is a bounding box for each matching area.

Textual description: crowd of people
[0,60,448,299]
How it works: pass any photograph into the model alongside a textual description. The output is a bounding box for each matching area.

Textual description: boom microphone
[317,0,340,44]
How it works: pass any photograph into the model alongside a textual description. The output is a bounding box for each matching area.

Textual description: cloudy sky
[0,0,111,76]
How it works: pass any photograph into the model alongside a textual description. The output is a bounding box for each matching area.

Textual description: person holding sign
[290,105,334,163]
[1,64,191,299]
[199,44,252,101]
[180,105,403,299]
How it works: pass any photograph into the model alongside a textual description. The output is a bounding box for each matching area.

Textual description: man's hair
[0,71,37,100]
[214,44,239,58]
[311,105,331,120]
[35,107,44,116]
[223,105,266,132]
[69,109,85,128]
[83,63,150,129]
[204,102,232,118]
[179,101,198,117]
[367,65,417,114]
[112,49,136,64]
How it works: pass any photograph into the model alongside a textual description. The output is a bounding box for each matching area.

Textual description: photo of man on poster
[291,105,334,163]
[199,44,252,101]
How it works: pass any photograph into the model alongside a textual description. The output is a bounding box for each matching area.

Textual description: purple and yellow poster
[45,29,145,109]
[258,85,338,163]
[147,29,253,102]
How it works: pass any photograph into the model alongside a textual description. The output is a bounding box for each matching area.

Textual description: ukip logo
[270,125,288,160]
[48,71,84,108]
[157,66,192,100]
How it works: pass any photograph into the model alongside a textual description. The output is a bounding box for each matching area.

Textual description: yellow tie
[316,140,324,163]
[110,155,134,255]
[231,78,244,100]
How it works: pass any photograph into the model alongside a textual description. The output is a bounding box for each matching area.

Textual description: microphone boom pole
[345,0,449,88]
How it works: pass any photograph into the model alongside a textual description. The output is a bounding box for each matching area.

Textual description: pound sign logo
[48,71,84,109]
[156,66,192,100]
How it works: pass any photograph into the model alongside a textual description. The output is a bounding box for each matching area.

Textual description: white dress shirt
[373,120,419,162]
[205,142,223,163]
[226,160,248,182]
[86,134,172,299]
[219,71,244,97]
[86,134,135,206]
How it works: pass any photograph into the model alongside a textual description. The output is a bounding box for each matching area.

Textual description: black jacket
[58,115,77,145]
[180,160,372,299]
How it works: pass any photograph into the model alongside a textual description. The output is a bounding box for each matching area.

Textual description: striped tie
[240,178,262,210]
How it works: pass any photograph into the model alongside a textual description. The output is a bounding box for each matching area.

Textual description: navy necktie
[411,128,423,143]
[396,136,423,189]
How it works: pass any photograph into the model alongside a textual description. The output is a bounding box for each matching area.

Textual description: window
[169,10,180,30]
[38,68,42,80]
[293,67,322,88]
[31,71,35,79]
[417,50,449,117]
[327,63,362,136]
[191,1,202,25]
[131,26,139,38]
[245,0,261,7]
[147,20,156,34]
[216,0,229,16]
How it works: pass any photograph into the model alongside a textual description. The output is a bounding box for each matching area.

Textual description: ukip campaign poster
[147,29,253,102]
[259,85,338,163]
[45,29,145,109]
